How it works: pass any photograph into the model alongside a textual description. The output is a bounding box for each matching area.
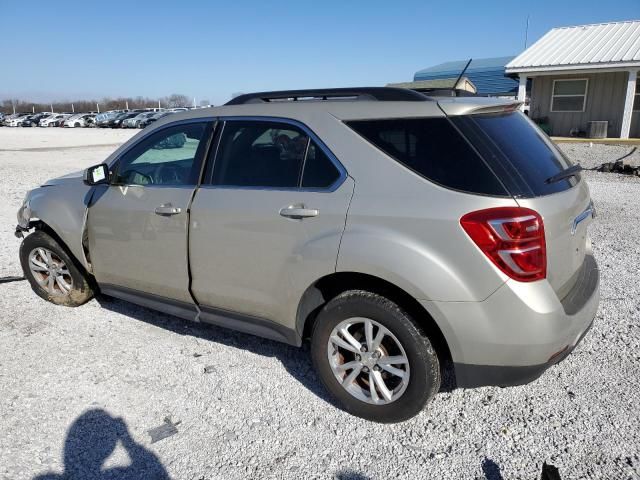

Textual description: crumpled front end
[16,190,35,236]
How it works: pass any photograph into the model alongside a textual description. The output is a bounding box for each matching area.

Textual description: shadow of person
[482,457,505,480]
[334,470,372,480]
[34,409,169,480]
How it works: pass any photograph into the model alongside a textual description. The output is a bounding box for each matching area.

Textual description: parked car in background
[64,113,95,128]
[21,112,54,127]
[124,111,158,128]
[40,114,72,127]
[18,115,38,127]
[5,113,32,127]
[15,87,598,422]
[1,113,16,126]
[121,113,144,128]
[138,111,172,128]
[2,113,23,126]
[95,111,123,128]
[109,112,141,128]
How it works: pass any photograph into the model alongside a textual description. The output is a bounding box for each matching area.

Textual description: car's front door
[87,121,213,305]
[189,119,353,331]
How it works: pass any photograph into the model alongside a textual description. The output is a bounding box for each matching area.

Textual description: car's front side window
[114,122,209,186]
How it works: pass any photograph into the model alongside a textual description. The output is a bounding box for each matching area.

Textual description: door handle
[155,204,182,216]
[279,205,319,219]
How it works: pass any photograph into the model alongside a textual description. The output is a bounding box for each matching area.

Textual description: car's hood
[43,170,84,186]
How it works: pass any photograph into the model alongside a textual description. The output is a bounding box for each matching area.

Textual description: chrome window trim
[202,115,348,193]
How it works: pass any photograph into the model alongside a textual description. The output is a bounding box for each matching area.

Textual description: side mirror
[83,163,110,185]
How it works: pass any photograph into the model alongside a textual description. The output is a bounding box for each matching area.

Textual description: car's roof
[152,95,521,128]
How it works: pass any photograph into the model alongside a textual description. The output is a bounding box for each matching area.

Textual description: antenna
[452,58,473,95]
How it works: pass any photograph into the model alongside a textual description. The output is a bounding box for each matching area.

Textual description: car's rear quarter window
[452,111,578,197]
[347,118,508,196]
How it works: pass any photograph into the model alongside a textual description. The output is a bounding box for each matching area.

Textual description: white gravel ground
[0,128,639,480]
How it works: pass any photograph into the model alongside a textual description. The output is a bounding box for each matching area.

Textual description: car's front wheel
[311,290,441,423]
[20,230,94,307]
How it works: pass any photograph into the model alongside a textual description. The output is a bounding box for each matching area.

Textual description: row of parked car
[0,108,191,129]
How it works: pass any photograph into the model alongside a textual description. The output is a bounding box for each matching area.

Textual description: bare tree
[0,93,195,115]
[164,94,190,108]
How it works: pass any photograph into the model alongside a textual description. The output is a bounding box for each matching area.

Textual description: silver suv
[16,88,599,422]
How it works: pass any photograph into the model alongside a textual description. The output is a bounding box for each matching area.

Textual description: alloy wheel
[28,247,73,296]
[327,317,410,405]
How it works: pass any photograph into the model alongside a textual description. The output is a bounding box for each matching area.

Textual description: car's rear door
[189,118,353,331]
[87,120,213,306]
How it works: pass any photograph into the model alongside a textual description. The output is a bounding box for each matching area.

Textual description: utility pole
[193,97,196,108]
[125,100,129,110]
[50,104,54,113]
[97,103,100,113]
[32,106,35,113]
[524,14,530,49]
[72,103,75,113]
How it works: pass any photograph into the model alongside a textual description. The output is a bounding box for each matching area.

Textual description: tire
[74,122,80,128]
[19,230,94,307]
[311,290,440,423]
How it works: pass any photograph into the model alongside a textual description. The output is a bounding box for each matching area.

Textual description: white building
[506,20,640,138]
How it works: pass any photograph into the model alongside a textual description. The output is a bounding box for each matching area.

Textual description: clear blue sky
[1,0,638,105]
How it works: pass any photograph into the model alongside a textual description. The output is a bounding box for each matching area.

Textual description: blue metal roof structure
[414,56,518,96]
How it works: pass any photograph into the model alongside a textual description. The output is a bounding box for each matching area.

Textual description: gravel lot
[1,128,639,479]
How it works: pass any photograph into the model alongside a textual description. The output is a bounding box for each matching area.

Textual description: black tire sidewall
[19,230,93,306]
[311,291,440,423]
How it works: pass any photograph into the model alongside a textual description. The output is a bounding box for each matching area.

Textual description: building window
[550,79,588,112]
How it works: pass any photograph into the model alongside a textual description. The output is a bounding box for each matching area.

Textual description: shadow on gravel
[334,470,371,480]
[482,458,504,480]
[95,295,340,408]
[33,409,168,480]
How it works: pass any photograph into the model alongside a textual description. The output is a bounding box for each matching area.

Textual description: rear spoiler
[437,98,523,116]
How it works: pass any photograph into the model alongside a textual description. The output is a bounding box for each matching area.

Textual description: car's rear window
[347,118,508,196]
[451,111,578,197]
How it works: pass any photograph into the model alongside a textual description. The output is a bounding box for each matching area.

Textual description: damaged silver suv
[17,88,599,422]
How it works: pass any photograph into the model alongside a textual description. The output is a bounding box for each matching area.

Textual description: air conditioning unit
[588,121,608,139]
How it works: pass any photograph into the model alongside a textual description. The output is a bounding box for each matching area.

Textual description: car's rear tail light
[460,207,546,282]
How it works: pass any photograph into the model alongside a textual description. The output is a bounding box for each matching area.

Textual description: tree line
[0,94,207,115]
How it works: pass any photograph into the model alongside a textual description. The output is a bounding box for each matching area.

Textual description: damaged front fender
[16,181,93,271]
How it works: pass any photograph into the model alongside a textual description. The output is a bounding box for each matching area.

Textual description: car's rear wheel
[311,290,440,423]
[20,230,94,307]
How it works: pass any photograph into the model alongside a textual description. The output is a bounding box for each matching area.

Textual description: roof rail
[225,87,430,105]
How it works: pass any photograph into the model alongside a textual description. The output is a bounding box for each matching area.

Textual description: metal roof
[414,56,519,96]
[506,20,640,73]
[415,56,515,74]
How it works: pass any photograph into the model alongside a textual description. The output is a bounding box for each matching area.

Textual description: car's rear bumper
[452,315,594,387]
[422,253,599,388]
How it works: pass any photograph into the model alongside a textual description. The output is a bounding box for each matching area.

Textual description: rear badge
[571,204,595,235]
